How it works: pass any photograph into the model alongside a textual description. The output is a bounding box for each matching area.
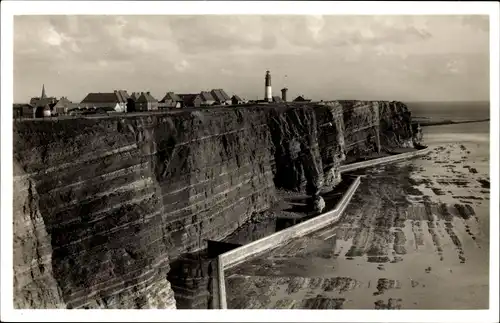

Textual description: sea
[408,101,490,156]
[407,101,490,122]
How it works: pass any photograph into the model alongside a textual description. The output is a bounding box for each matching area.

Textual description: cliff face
[378,101,414,148]
[149,109,276,258]
[13,117,177,309]
[13,101,417,309]
[13,163,65,309]
[269,106,324,195]
[339,100,381,160]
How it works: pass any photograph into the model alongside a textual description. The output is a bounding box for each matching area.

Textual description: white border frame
[2,2,499,322]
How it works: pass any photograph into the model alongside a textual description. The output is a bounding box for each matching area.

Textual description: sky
[13,15,490,103]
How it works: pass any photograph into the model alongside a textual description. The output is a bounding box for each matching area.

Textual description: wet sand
[225,133,490,309]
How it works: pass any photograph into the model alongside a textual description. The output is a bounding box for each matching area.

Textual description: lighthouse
[264,70,272,102]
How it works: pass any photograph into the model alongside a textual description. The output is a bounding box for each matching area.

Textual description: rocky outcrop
[167,252,214,309]
[12,101,417,309]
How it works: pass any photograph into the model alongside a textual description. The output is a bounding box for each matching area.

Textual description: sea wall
[12,101,416,309]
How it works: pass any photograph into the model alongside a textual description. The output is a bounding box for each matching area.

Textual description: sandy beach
[225,121,490,310]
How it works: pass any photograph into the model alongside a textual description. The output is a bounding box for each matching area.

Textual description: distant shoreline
[414,118,490,127]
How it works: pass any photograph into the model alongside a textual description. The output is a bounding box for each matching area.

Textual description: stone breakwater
[13,101,416,309]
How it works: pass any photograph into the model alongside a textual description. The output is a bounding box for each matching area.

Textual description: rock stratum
[13,101,417,309]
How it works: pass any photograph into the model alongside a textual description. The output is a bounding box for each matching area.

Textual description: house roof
[293,95,311,102]
[80,91,131,104]
[178,94,201,106]
[231,95,242,101]
[211,89,231,102]
[200,91,216,102]
[115,90,130,103]
[30,96,57,107]
[13,103,34,109]
[160,92,182,103]
[52,97,73,109]
[130,92,139,101]
[81,93,120,104]
[136,92,158,103]
[272,96,284,103]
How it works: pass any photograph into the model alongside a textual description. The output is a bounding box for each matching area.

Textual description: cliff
[12,101,418,309]
[378,101,415,148]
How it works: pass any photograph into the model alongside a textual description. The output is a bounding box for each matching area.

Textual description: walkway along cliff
[13,100,419,309]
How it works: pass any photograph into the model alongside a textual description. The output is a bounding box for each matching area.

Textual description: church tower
[41,84,47,99]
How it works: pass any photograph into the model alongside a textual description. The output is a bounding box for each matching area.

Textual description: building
[293,95,311,103]
[13,104,35,119]
[178,94,202,108]
[128,92,143,112]
[272,96,284,103]
[80,90,130,113]
[51,97,75,116]
[35,104,52,118]
[160,92,182,104]
[210,89,231,105]
[130,92,140,102]
[264,70,272,102]
[29,84,56,118]
[29,84,57,109]
[158,100,182,109]
[281,88,288,102]
[231,95,244,105]
[200,91,216,106]
[135,92,159,111]
[159,92,183,109]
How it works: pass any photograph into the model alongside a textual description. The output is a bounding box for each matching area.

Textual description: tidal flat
[225,129,490,309]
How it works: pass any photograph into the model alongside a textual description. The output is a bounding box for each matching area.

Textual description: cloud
[461,15,489,32]
[13,15,490,103]
[174,59,190,72]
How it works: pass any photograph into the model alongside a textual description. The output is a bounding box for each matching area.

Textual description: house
[210,89,231,105]
[80,90,130,113]
[51,97,74,116]
[128,92,142,112]
[178,94,202,108]
[130,92,140,101]
[13,103,36,119]
[293,95,311,103]
[231,95,244,105]
[200,91,216,106]
[272,96,284,103]
[135,92,159,111]
[35,104,52,118]
[159,92,183,109]
[158,100,182,109]
[115,90,133,112]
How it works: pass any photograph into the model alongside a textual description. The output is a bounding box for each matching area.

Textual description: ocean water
[407,101,490,122]
[409,100,490,161]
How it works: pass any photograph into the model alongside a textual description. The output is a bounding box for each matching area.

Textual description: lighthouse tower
[264,70,272,102]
